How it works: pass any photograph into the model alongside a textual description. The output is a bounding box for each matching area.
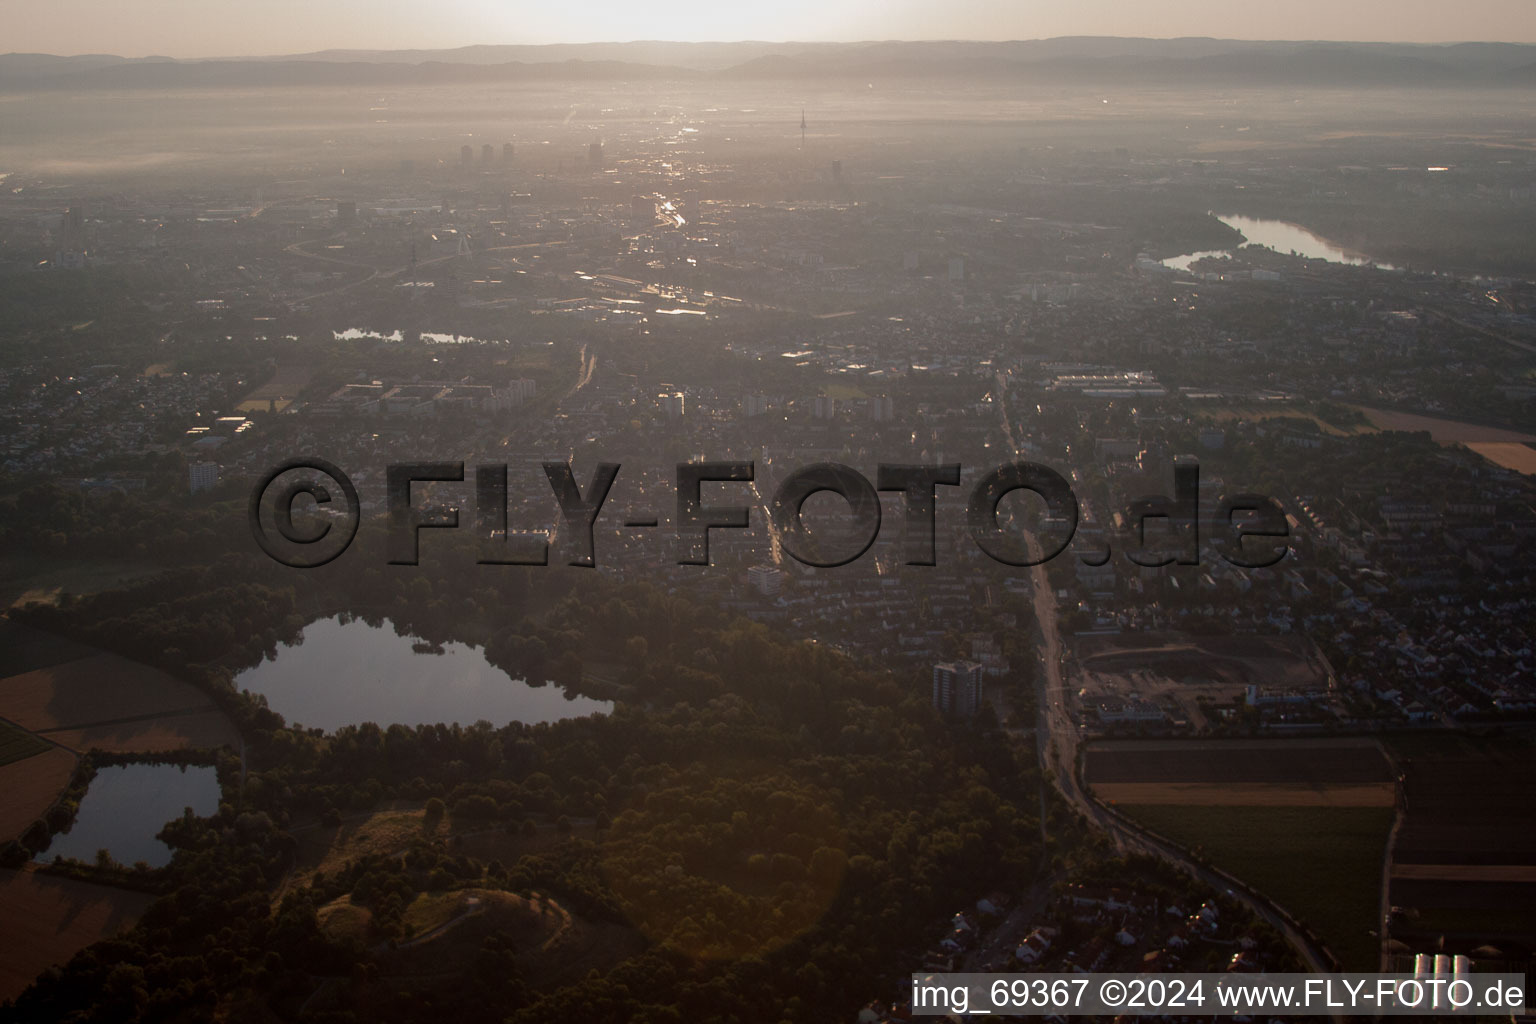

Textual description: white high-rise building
[507,378,537,405]
[932,661,984,717]
[189,462,219,494]
[747,564,784,597]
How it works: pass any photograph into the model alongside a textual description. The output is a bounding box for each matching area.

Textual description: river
[1162,214,1394,271]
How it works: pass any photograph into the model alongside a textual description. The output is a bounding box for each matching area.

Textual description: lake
[1162,214,1395,271]
[235,616,612,731]
[42,763,220,869]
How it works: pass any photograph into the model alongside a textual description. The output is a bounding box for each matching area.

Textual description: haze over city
[0,6,1534,1023]
[7,0,1536,58]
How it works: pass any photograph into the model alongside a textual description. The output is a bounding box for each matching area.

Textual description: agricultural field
[1352,406,1536,474]
[0,619,237,851]
[0,720,51,768]
[1203,404,1375,437]
[1385,732,1536,958]
[0,653,239,754]
[0,642,225,993]
[1096,780,1394,806]
[0,620,94,678]
[0,625,89,843]
[1087,738,1397,969]
[1353,406,1536,443]
[234,363,313,413]
[0,868,155,1002]
[1122,804,1394,972]
[1463,442,1536,475]
[1086,737,1394,805]
[0,747,78,841]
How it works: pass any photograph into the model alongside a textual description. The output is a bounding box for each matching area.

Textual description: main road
[993,371,1343,998]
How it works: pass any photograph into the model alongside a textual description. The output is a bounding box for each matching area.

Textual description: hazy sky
[9,0,1533,58]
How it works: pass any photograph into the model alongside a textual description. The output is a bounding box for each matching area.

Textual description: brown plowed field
[1355,407,1536,443]
[0,654,238,753]
[1392,864,1536,883]
[1464,442,1536,475]
[1096,780,1395,806]
[0,868,154,1002]
[0,747,78,840]
[1385,734,1536,947]
[1085,738,1392,786]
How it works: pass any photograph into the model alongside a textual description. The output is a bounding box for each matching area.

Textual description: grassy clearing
[317,896,373,944]
[1120,803,1394,970]
[823,381,869,401]
[235,398,291,413]
[402,891,470,938]
[236,364,313,408]
[379,889,644,990]
[0,557,162,614]
[1202,404,1373,437]
[494,349,553,372]
[313,896,370,945]
[286,808,441,891]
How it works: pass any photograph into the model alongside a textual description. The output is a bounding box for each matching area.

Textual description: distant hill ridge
[3,38,1535,89]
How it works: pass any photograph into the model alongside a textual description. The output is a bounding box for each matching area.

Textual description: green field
[1,558,162,623]
[1121,804,1395,971]
[0,720,51,767]
[1384,729,1534,760]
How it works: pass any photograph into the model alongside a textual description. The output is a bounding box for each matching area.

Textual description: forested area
[5,521,1056,1023]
